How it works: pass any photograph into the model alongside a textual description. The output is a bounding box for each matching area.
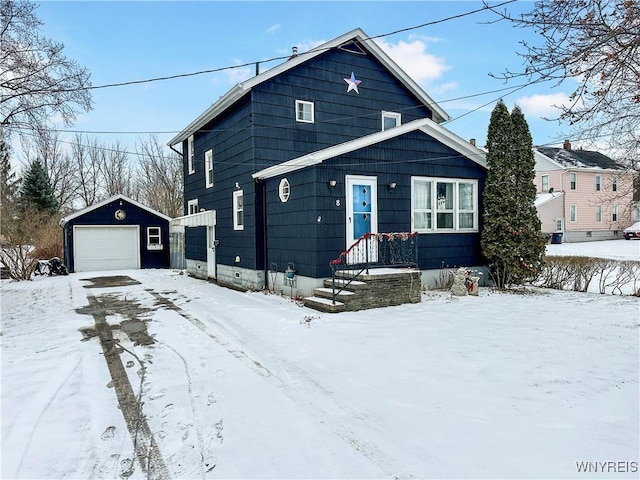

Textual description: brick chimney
[563,139,571,151]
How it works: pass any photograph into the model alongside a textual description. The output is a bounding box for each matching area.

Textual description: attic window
[279,178,290,203]
[295,100,314,123]
[382,111,401,131]
[338,40,367,55]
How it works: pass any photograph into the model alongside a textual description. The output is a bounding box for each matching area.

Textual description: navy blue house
[61,194,171,273]
[168,28,488,295]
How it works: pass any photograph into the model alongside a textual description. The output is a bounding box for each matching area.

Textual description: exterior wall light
[328,180,337,188]
[388,182,397,189]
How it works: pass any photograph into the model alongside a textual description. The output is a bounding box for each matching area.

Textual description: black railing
[329,232,419,304]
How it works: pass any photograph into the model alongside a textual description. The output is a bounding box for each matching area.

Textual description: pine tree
[481,101,546,288]
[510,106,547,284]
[19,160,59,215]
[1,136,20,223]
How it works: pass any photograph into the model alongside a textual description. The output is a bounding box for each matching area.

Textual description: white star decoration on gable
[343,72,362,94]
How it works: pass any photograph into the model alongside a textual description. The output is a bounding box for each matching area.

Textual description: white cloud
[266,24,280,34]
[376,38,449,84]
[516,93,571,118]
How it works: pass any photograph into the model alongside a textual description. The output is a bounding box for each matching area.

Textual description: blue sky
[33,1,576,155]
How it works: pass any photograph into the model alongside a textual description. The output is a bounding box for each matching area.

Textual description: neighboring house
[168,28,487,297]
[61,194,171,273]
[534,140,634,242]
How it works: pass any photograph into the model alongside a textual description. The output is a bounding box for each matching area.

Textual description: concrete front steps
[303,268,422,313]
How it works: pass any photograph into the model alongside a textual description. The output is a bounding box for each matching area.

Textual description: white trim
[168,28,449,147]
[381,111,401,130]
[205,149,214,188]
[252,117,486,180]
[278,178,290,203]
[569,172,577,190]
[188,135,195,174]
[147,226,163,250]
[233,190,244,230]
[172,209,216,227]
[188,199,199,215]
[411,176,479,233]
[60,194,171,226]
[295,100,314,123]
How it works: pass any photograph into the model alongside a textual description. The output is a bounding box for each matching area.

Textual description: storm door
[345,175,378,264]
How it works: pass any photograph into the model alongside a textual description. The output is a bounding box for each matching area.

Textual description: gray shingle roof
[537,147,624,170]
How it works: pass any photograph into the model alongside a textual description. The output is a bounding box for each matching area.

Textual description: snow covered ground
[1,240,638,479]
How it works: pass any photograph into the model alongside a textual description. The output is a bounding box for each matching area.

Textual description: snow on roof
[537,147,625,171]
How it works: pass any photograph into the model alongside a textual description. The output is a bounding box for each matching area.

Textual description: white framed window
[595,205,602,222]
[233,190,244,230]
[541,175,549,193]
[411,177,478,233]
[188,199,199,215]
[570,204,577,222]
[595,174,602,191]
[611,205,618,222]
[295,100,314,123]
[612,176,618,192]
[382,111,401,131]
[147,227,162,250]
[205,149,214,188]
[570,172,577,190]
[187,135,195,174]
[555,218,563,231]
[278,178,290,203]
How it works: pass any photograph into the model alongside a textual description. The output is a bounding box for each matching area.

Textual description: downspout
[258,178,269,291]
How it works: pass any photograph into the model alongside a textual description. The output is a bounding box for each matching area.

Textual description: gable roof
[168,28,449,148]
[252,117,485,180]
[536,147,626,171]
[60,194,172,226]
[534,191,564,208]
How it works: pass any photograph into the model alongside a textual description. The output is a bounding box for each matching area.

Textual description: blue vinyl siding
[63,198,169,272]
[185,226,207,262]
[263,130,486,278]
[180,37,485,281]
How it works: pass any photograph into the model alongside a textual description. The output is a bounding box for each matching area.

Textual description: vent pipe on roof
[255,62,260,76]
[470,138,476,146]
[289,46,298,60]
[563,139,572,151]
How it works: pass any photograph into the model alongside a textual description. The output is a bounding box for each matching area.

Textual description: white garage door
[74,226,140,272]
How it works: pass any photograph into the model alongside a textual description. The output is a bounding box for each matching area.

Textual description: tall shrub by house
[481,101,546,288]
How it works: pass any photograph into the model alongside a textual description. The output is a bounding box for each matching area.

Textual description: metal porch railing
[329,232,418,304]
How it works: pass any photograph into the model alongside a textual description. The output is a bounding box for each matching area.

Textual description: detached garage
[61,194,171,273]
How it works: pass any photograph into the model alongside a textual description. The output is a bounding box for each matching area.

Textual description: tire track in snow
[157,340,218,477]
[146,288,412,479]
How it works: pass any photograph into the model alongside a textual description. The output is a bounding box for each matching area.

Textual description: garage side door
[74,226,140,272]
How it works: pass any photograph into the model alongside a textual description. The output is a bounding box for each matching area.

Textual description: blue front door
[346,175,378,263]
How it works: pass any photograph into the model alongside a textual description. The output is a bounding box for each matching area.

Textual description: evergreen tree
[510,106,547,284]
[1,136,20,223]
[481,101,546,288]
[19,160,59,215]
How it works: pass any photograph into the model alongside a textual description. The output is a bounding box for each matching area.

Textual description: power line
[47,0,517,93]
